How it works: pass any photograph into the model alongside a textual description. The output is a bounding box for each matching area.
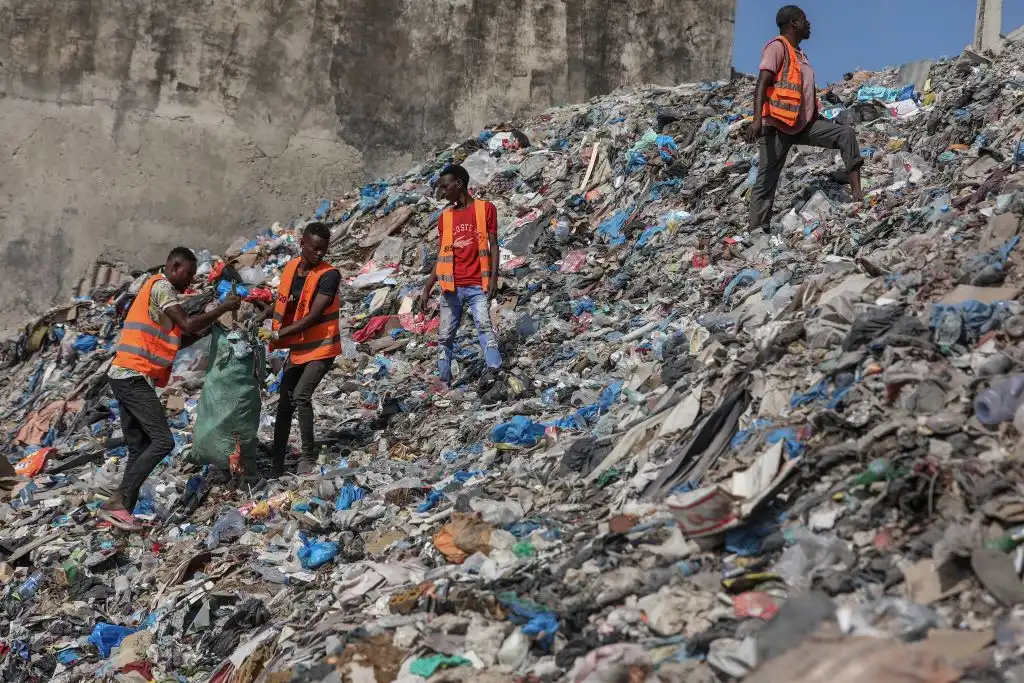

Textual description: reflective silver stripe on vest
[272,312,284,322]
[290,334,342,352]
[122,321,181,345]
[769,99,801,112]
[115,344,174,368]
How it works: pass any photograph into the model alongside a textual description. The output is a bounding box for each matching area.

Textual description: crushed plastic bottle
[207,509,246,549]
[974,375,1024,425]
[14,572,44,602]
[552,216,570,243]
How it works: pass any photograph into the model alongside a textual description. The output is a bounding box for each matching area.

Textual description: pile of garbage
[4,34,1024,683]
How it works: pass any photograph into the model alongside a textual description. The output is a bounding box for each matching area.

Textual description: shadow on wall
[0,0,735,333]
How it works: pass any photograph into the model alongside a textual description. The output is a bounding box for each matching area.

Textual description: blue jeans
[438,286,502,384]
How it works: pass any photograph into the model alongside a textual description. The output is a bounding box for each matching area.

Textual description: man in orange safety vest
[101,247,240,529]
[266,222,341,476]
[418,164,502,390]
[746,5,864,233]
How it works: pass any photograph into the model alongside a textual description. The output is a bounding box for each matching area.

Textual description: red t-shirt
[437,201,498,287]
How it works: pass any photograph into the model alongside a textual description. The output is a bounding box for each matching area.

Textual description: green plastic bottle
[849,458,892,488]
[986,526,1024,552]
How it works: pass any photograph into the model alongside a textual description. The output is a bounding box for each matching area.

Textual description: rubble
[4,35,1024,683]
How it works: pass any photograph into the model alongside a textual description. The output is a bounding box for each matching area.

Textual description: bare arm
[487,232,499,298]
[164,297,240,335]
[746,70,774,142]
[752,70,773,122]
[277,292,334,339]
[419,269,438,311]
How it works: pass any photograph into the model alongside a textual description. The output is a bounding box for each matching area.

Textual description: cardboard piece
[731,442,784,500]
[164,395,186,413]
[940,285,1020,305]
[230,252,265,269]
[980,213,1021,251]
[901,558,972,605]
[916,628,992,661]
[360,206,413,248]
[658,384,703,438]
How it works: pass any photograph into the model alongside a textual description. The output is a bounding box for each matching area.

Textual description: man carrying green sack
[101,247,240,531]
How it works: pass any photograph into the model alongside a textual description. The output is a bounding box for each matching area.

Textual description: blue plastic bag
[522,612,560,651]
[596,211,630,246]
[335,484,365,511]
[546,381,622,431]
[499,593,560,651]
[492,416,546,447]
[297,533,339,569]
[655,134,677,161]
[418,489,445,513]
[724,269,760,299]
[72,335,98,354]
[88,623,137,657]
[216,280,250,302]
[314,199,331,220]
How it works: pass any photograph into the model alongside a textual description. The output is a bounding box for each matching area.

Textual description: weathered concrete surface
[0,0,734,330]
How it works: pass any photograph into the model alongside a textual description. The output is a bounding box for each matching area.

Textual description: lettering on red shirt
[437,201,498,287]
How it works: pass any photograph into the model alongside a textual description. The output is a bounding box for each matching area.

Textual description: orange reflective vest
[761,36,803,128]
[270,257,341,363]
[112,274,182,388]
[436,199,491,293]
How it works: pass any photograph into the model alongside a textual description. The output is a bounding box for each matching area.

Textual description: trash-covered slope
[3,38,1024,683]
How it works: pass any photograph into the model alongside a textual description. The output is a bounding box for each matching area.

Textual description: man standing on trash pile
[418,164,502,389]
[263,222,341,476]
[746,5,865,233]
[100,247,241,530]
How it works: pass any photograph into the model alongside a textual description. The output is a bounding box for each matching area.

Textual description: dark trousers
[108,376,174,512]
[749,119,864,230]
[272,358,332,470]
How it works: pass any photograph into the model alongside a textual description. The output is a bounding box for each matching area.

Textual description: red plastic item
[207,261,225,283]
[733,592,779,620]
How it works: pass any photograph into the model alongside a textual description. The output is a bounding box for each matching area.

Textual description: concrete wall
[0,0,735,331]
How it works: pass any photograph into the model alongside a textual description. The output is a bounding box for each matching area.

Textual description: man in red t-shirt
[419,164,502,388]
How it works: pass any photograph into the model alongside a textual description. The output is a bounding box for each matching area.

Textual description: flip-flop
[97,508,142,531]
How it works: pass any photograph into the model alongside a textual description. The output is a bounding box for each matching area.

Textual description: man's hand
[418,288,432,313]
[745,118,763,144]
[222,294,242,312]
[487,279,498,301]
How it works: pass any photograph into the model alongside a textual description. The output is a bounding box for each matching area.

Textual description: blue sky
[734,0,1024,85]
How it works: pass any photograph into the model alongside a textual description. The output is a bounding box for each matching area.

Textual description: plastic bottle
[207,509,246,549]
[552,216,570,243]
[849,458,893,488]
[676,560,702,577]
[974,375,1024,426]
[986,526,1024,552]
[14,572,44,602]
